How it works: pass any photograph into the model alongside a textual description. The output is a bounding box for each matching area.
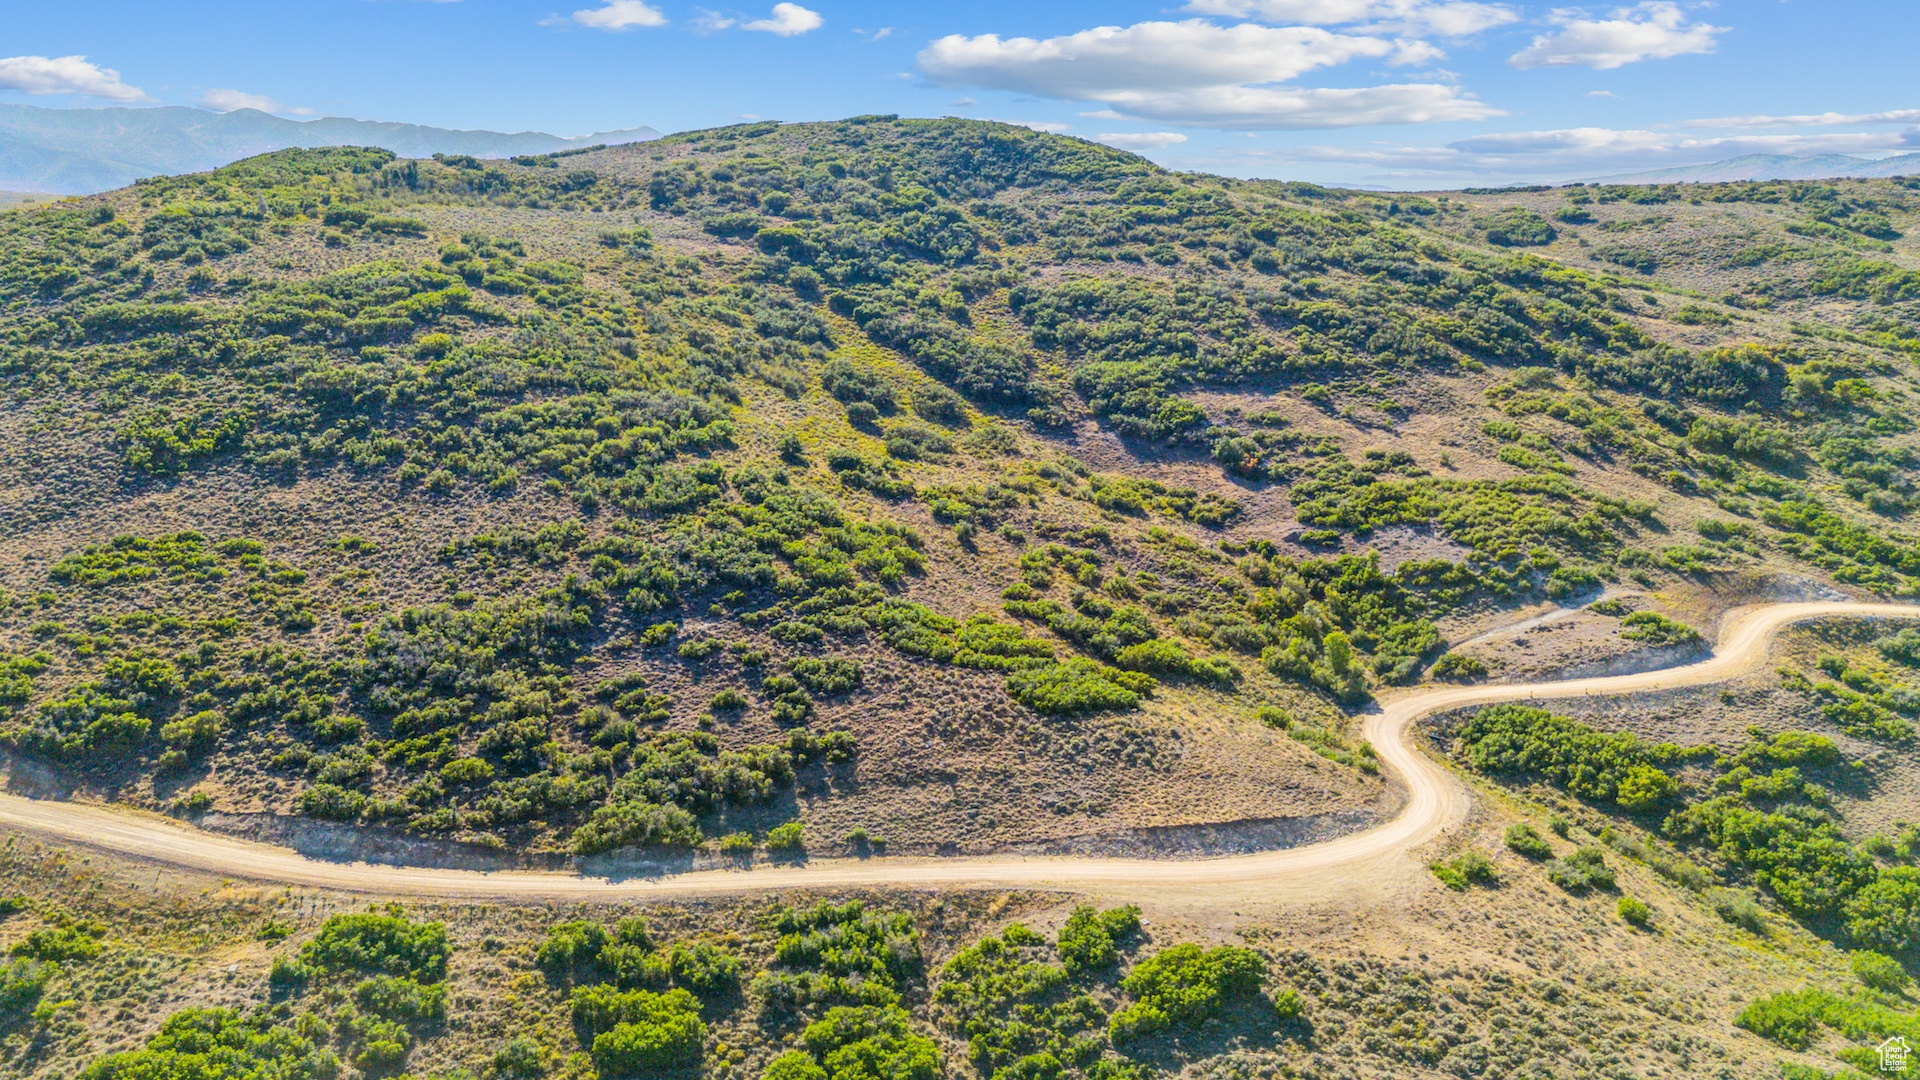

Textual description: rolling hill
[0,103,660,194]
[1,118,1919,1080]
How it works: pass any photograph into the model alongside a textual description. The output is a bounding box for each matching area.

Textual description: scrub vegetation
[5,120,1920,854]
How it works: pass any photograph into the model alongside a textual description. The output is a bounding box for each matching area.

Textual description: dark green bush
[1851,950,1913,994]
[1505,823,1553,859]
[1430,851,1498,891]
[1055,905,1140,974]
[1005,659,1151,714]
[1618,896,1652,927]
[1430,652,1487,682]
[1545,847,1616,892]
[1109,943,1264,1043]
[583,988,705,1074]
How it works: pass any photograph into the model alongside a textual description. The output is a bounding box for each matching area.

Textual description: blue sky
[3,1,1916,187]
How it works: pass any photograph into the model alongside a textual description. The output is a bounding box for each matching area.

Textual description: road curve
[0,601,1910,903]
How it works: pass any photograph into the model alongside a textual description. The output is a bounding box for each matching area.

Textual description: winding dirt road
[0,601,1909,904]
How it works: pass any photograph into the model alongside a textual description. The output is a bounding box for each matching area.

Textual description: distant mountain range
[0,105,661,194]
[1582,152,1920,185]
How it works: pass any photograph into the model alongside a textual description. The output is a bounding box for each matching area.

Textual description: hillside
[1,116,1920,858]
[0,103,661,194]
[1,116,1920,1080]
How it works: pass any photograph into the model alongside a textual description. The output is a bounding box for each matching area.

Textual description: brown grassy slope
[0,817,1880,1080]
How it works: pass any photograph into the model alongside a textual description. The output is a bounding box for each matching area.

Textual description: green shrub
[1735,989,1822,1049]
[1505,823,1553,859]
[763,901,921,1014]
[798,1005,940,1080]
[1546,847,1616,892]
[668,941,742,997]
[536,921,610,979]
[298,910,449,982]
[1430,850,1498,891]
[1618,896,1652,927]
[767,821,806,854]
[1619,611,1701,647]
[763,1051,831,1080]
[1459,704,1690,810]
[12,922,104,962]
[1844,867,1920,956]
[76,1006,332,1080]
[490,1036,551,1080]
[1109,943,1264,1043]
[1851,950,1913,994]
[0,958,52,1015]
[1430,652,1487,682]
[1709,889,1767,934]
[1056,905,1140,974]
[789,658,863,695]
[1004,659,1150,714]
[586,988,705,1074]
[1479,208,1557,247]
[572,800,703,855]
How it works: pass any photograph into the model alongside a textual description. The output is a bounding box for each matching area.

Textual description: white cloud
[558,0,667,30]
[743,3,823,36]
[1509,2,1726,70]
[921,21,1402,98]
[919,20,1500,130]
[1183,0,1518,36]
[692,9,736,31]
[0,55,149,102]
[1096,131,1191,149]
[1691,109,1920,129]
[1098,83,1500,129]
[1586,89,1621,98]
[199,88,312,115]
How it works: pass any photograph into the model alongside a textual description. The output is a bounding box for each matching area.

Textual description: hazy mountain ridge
[0,103,660,194]
[1583,150,1920,185]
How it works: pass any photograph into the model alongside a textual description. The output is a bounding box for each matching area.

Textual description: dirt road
[0,601,1907,904]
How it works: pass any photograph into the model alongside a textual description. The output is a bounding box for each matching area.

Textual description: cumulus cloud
[1509,2,1726,70]
[0,54,148,101]
[922,21,1397,97]
[1094,83,1499,129]
[199,88,312,115]
[557,0,667,30]
[1183,0,1518,36]
[918,19,1492,129]
[743,3,823,36]
[1096,132,1190,149]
